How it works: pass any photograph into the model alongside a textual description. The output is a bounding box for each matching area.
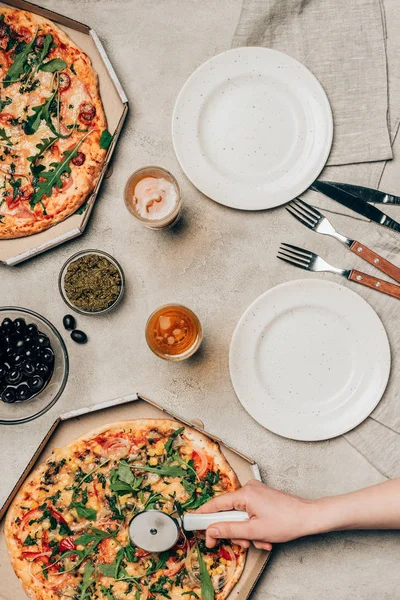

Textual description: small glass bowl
[59,249,125,316]
[124,166,182,229]
[0,307,69,425]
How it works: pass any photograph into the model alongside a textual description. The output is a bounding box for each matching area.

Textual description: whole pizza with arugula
[5,419,247,600]
[0,7,111,239]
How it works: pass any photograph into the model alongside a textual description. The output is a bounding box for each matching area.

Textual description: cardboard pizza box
[0,0,128,266]
[0,393,271,599]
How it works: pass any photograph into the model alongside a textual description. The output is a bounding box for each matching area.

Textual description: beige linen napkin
[232,0,392,168]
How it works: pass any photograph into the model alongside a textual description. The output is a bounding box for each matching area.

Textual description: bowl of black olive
[0,307,69,425]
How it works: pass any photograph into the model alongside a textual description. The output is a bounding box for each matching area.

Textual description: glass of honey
[145,304,203,361]
[124,166,182,229]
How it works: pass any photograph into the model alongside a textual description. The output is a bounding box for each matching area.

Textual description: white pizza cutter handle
[183,511,249,531]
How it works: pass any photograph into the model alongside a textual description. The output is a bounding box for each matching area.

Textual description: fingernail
[208,527,220,537]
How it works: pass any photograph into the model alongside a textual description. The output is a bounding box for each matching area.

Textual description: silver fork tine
[278,248,310,264]
[286,205,315,229]
[277,252,310,269]
[277,255,310,271]
[294,198,322,220]
[280,242,313,258]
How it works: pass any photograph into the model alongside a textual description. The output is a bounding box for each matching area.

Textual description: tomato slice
[59,537,76,552]
[220,547,232,561]
[49,507,67,525]
[192,449,209,477]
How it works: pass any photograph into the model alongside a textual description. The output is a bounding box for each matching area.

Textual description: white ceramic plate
[229,280,390,441]
[172,47,333,210]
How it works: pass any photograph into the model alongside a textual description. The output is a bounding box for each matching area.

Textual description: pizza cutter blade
[128,509,249,553]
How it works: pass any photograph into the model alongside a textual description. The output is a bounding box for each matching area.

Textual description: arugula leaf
[30,130,92,208]
[131,463,188,478]
[27,136,58,166]
[150,575,173,598]
[78,562,95,600]
[24,88,58,135]
[41,58,67,73]
[70,501,97,521]
[100,585,116,600]
[69,487,97,520]
[99,129,113,150]
[165,426,185,455]
[146,551,170,575]
[4,32,37,87]
[0,128,12,144]
[23,534,37,546]
[75,527,115,546]
[109,461,143,496]
[0,215,5,224]
[75,200,88,215]
[196,541,215,600]
[182,479,195,496]
[99,563,117,578]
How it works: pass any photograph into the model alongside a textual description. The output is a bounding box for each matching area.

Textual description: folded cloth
[232,0,392,167]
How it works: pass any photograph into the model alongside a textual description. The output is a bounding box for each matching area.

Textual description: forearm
[304,478,400,536]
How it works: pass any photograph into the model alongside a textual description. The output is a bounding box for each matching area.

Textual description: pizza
[5,419,247,600]
[0,7,109,239]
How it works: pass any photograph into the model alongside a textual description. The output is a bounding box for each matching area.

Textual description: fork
[286,198,400,284]
[277,243,400,300]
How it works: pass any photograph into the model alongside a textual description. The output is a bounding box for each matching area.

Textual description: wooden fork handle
[349,270,400,299]
[350,241,400,283]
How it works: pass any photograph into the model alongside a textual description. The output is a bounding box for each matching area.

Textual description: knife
[310,181,400,233]
[323,181,400,205]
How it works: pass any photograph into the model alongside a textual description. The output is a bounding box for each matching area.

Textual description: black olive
[5,345,14,357]
[36,363,50,378]
[15,339,25,353]
[13,354,24,367]
[1,318,14,333]
[0,363,7,379]
[25,348,37,360]
[71,330,88,344]
[22,360,35,376]
[63,314,76,331]
[37,334,50,348]
[23,336,34,348]
[29,375,44,392]
[16,383,31,401]
[2,386,16,403]
[26,323,38,337]
[41,348,54,364]
[6,369,22,385]
[14,318,26,333]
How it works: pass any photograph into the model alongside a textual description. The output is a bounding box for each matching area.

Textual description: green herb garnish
[196,541,215,600]
[30,130,92,208]
[99,129,113,150]
[164,426,185,455]
[4,32,37,87]
[40,57,67,72]
[23,534,37,546]
[78,562,95,600]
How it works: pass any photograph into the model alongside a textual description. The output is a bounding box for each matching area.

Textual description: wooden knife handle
[350,241,400,283]
[349,270,400,299]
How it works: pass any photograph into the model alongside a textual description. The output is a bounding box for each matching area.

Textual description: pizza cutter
[128,509,249,552]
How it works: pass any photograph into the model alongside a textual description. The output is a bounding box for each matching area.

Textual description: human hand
[196,479,316,550]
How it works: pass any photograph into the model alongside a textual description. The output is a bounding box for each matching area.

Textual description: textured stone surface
[1,1,400,598]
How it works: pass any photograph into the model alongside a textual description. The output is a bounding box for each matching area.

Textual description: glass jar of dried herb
[59,250,125,315]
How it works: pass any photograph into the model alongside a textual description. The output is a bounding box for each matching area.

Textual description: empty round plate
[229,280,390,441]
[172,47,333,210]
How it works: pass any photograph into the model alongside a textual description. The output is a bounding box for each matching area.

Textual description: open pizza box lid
[0,393,271,599]
[0,0,128,266]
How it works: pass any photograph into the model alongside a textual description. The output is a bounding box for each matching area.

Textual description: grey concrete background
[1,1,400,598]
